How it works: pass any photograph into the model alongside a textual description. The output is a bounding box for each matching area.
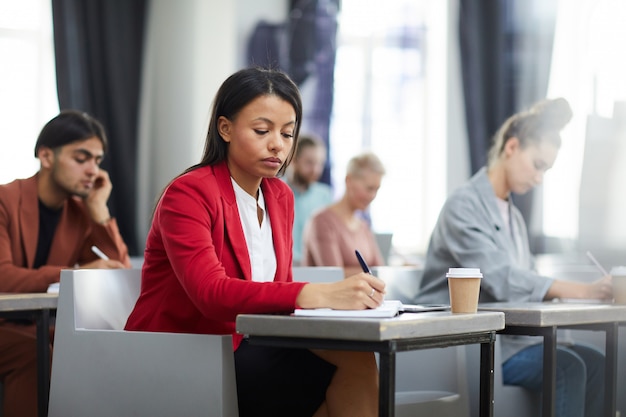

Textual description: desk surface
[237,311,504,341]
[0,293,58,312]
[479,301,626,327]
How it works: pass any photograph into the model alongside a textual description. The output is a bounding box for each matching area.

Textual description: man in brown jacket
[0,110,131,417]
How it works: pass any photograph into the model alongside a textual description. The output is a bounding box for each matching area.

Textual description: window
[545,0,626,245]
[330,0,449,258]
[0,0,58,184]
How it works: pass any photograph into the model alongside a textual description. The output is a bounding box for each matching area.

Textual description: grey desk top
[237,311,504,341]
[479,301,626,327]
[0,293,58,312]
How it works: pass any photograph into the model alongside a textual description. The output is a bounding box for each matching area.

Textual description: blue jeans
[502,343,605,417]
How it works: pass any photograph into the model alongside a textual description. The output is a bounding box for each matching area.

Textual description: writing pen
[91,245,110,261]
[355,249,372,274]
[586,251,608,276]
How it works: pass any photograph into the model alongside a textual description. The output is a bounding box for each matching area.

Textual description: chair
[374,232,394,264]
[48,269,238,417]
[371,265,424,303]
[292,266,344,282]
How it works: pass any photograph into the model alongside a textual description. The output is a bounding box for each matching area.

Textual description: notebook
[293,300,449,318]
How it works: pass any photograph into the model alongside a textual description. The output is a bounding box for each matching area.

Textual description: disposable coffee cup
[446,268,482,313]
[610,266,626,304]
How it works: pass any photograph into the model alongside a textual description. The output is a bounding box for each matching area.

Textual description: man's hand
[85,169,113,224]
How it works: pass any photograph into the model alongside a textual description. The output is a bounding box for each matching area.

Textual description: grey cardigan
[417,167,553,361]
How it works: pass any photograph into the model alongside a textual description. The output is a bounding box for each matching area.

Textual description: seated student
[124,67,384,417]
[0,110,131,417]
[285,134,333,265]
[416,98,612,417]
[302,152,386,277]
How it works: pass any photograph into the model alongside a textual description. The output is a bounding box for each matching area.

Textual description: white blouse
[231,178,277,282]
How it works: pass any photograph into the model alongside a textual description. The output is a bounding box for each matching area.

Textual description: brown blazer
[0,173,131,293]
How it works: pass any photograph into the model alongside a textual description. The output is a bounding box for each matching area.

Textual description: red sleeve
[154,176,305,322]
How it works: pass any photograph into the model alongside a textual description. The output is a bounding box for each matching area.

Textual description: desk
[237,311,505,417]
[479,302,626,417]
[0,293,58,417]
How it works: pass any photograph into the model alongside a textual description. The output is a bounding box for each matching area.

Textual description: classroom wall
[135,0,288,246]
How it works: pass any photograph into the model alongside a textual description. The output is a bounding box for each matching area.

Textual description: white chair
[48,269,238,417]
[371,265,424,304]
[374,232,394,264]
[292,266,344,282]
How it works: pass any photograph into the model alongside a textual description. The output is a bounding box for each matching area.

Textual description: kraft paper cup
[446,268,482,313]
[611,266,626,304]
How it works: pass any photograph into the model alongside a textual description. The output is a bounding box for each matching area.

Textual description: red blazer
[125,162,306,349]
[0,173,131,293]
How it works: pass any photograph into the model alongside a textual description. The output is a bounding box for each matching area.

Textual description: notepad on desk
[293,300,449,318]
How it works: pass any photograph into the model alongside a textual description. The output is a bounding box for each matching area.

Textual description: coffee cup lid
[446,267,482,278]
[610,266,626,276]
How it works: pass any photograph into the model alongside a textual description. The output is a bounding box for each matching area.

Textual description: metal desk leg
[604,322,618,417]
[542,326,557,417]
[36,309,50,417]
[378,351,396,417]
[479,333,495,417]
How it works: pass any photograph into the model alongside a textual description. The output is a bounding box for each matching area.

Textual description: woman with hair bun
[417,98,612,417]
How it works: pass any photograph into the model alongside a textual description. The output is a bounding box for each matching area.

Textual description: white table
[237,311,505,417]
[0,293,58,417]
[479,301,626,417]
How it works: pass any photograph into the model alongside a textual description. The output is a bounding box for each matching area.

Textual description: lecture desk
[237,310,505,417]
[0,292,58,417]
[479,301,626,417]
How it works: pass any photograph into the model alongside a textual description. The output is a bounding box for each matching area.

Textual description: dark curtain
[246,0,340,186]
[292,0,340,186]
[459,0,557,252]
[459,0,513,174]
[51,0,147,255]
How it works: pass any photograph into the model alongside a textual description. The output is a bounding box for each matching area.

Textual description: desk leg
[378,351,396,417]
[479,334,495,417]
[604,322,618,417]
[542,327,557,417]
[36,309,50,417]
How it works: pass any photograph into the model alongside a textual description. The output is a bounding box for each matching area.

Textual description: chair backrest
[374,232,394,263]
[49,269,238,417]
[371,266,424,304]
[292,266,344,283]
[72,268,141,330]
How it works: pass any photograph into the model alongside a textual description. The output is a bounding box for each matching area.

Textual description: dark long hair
[186,67,303,177]
[34,110,108,156]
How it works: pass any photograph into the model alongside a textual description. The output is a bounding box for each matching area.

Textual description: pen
[586,251,608,276]
[355,250,372,274]
[91,245,110,261]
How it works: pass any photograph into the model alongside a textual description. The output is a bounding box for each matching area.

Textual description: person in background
[285,134,333,265]
[302,152,385,277]
[0,110,131,417]
[124,67,383,417]
[417,98,612,417]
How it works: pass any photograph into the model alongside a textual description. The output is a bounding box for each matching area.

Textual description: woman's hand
[546,275,613,301]
[584,274,613,300]
[295,272,386,310]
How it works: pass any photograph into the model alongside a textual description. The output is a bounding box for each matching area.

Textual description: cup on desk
[446,268,482,313]
[610,266,626,303]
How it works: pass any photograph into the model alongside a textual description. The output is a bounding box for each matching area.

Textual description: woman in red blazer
[125,67,384,417]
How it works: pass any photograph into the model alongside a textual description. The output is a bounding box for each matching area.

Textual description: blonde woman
[417,98,612,417]
[302,152,385,277]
